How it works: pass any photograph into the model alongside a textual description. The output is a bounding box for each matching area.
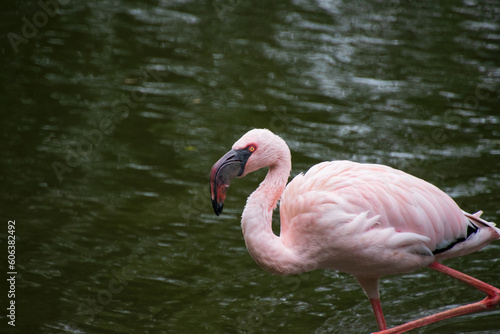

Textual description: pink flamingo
[209,129,500,333]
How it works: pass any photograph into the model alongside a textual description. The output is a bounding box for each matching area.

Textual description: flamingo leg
[369,298,387,331]
[355,276,388,331]
[372,262,500,334]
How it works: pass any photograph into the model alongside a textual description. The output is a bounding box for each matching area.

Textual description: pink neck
[241,157,303,275]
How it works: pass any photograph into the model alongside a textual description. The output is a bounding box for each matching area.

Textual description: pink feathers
[281,160,480,259]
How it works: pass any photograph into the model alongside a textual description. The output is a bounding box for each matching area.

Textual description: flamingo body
[210,128,500,333]
[280,160,498,277]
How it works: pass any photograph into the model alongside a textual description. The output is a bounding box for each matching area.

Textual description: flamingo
[209,128,500,333]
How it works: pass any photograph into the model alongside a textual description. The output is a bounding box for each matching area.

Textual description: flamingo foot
[371,262,500,334]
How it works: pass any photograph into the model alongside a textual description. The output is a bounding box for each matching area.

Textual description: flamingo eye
[248,145,256,152]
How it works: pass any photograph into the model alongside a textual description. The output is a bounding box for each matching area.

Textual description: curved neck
[241,157,302,275]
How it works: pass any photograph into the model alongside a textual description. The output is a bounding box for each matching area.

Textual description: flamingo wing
[279,161,496,276]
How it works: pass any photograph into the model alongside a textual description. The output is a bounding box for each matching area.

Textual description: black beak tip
[212,199,223,216]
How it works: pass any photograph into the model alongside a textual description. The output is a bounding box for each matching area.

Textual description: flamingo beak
[210,149,251,216]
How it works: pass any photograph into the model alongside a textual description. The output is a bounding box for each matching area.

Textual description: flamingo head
[210,129,290,216]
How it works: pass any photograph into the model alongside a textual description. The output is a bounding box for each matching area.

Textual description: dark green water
[1,0,500,333]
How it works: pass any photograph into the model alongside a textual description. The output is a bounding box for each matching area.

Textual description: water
[1,0,499,333]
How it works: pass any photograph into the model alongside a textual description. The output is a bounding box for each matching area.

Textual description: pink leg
[369,298,387,331]
[372,262,500,334]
